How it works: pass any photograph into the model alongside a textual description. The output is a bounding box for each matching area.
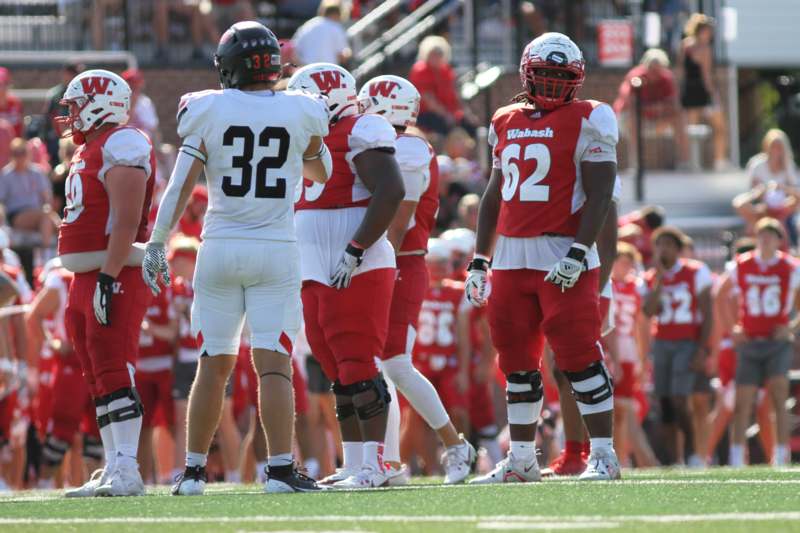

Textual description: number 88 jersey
[176,88,329,241]
[489,99,617,240]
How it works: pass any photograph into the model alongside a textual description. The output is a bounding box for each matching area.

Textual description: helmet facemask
[521,62,584,110]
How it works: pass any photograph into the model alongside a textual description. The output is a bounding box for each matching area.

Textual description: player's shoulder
[574,99,617,133]
[396,133,433,160]
[349,113,396,147]
[104,126,151,149]
[737,250,755,265]
[683,258,710,273]
[178,89,221,116]
[354,112,395,133]
[491,102,532,124]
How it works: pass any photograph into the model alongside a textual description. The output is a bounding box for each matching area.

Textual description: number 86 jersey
[176,88,329,241]
[488,99,618,271]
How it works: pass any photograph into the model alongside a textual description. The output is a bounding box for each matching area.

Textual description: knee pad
[331,381,356,421]
[101,387,145,423]
[341,375,392,420]
[82,434,103,461]
[42,435,70,467]
[564,361,614,415]
[506,371,544,425]
[660,397,676,424]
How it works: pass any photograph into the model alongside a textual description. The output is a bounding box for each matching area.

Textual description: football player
[0,270,19,491]
[466,33,621,482]
[358,75,476,485]
[289,63,405,488]
[57,68,156,496]
[641,225,713,466]
[143,21,332,495]
[718,218,798,467]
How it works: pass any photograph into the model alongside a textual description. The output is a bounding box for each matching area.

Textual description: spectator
[456,193,479,231]
[91,0,125,50]
[153,0,218,62]
[747,129,798,188]
[0,139,58,249]
[122,69,160,144]
[732,181,799,240]
[49,137,76,217]
[618,205,665,267]
[211,0,256,32]
[41,61,84,163]
[678,14,731,170]
[0,68,23,138]
[409,36,475,138]
[613,48,689,169]
[178,185,208,240]
[292,0,351,66]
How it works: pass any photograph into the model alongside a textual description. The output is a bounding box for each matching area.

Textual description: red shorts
[718,340,737,387]
[488,268,602,374]
[614,361,639,399]
[65,267,150,398]
[292,359,308,416]
[0,391,17,443]
[302,268,395,385]
[47,360,97,441]
[136,369,175,428]
[34,356,57,436]
[382,255,428,359]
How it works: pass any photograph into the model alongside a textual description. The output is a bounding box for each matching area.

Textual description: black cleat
[172,465,207,496]
[264,463,323,493]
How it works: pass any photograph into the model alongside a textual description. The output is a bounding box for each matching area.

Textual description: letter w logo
[310,71,343,93]
[369,81,398,98]
[80,77,112,95]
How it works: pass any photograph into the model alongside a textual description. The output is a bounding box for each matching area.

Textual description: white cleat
[333,463,389,489]
[442,438,477,484]
[94,463,145,496]
[578,448,621,481]
[171,466,207,496]
[468,452,541,484]
[64,467,109,498]
[318,467,358,486]
[384,463,410,487]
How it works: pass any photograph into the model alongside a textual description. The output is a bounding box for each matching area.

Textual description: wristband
[346,241,365,258]
[468,255,491,272]
[567,243,589,262]
[97,272,115,285]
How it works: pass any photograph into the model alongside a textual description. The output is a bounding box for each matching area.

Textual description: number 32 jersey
[488,99,618,271]
[642,258,712,341]
[177,88,329,241]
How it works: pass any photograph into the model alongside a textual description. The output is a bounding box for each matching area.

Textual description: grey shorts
[651,339,698,397]
[305,356,332,394]
[735,340,793,387]
[171,359,233,401]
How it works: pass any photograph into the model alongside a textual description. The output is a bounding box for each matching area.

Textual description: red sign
[598,20,633,67]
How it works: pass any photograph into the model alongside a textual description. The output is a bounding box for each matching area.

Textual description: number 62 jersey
[488,99,618,271]
[176,88,329,241]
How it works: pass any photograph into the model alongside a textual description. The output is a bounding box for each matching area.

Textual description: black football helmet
[214,21,282,89]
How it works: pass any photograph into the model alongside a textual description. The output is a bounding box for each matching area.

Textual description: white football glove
[545,243,589,292]
[142,241,171,296]
[465,255,492,307]
[330,242,365,290]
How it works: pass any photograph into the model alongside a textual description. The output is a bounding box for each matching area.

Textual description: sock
[342,441,363,470]
[108,396,142,466]
[510,441,536,462]
[305,458,320,479]
[226,470,241,483]
[589,437,614,454]
[729,444,745,467]
[565,440,583,457]
[773,444,789,466]
[186,451,207,468]
[255,461,268,482]
[363,441,383,471]
[95,404,116,471]
[267,453,293,468]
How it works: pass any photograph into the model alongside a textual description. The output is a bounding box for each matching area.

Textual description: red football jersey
[613,276,641,340]
[0,94,23,137]
[399,134,439,253]
[490,99,606,238]
[644,259,712,341]
[139,287,175,358]
[733,251,799,337]
[58,126,155,255]
[172,277,200,350]
[413,280,465,375]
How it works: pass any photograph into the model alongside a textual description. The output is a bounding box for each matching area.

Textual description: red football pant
[488,268,602,374]
[47,360,99,441]
[382,255,428,359]
[137,369,175,428]
[65,267,149,398]
[302,268,395,385]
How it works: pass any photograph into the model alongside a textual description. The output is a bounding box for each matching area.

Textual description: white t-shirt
[293,17,349,65]
[746,153,797,188]
[177,88,329,242]
[491,103,619,271]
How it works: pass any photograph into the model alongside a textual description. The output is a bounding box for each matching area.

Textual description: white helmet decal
[358,75,420,128]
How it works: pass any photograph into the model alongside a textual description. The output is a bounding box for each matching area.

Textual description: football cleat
[541,450,587,477]
[442,439,477,484]
[578,449,621,481]
[171,465,207,496]
[384,463,410,487]
[469,452,541,484]
[318,467,358,486]
[333,463,389,489]
[65,467,110,498]
[264,463,323,493]
[94,463,145,497]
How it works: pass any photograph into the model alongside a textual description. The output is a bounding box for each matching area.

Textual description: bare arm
[350,149,405,248]
[696,46,716,98]
[474,169,502,257]
[102,166,148,277]
[387,200,417,251]
[596,201,618,290]
[642,276,664,318]
[302,135,330,184]
[575,161,616,250]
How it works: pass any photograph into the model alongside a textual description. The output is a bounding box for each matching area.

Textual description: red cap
[0,67,10,85]
[121,68,144,88]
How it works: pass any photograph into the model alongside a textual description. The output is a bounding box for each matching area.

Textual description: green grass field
[1,467,799,532]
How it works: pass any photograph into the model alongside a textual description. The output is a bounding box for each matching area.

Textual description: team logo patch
[369,80,399,98]
[546,51,567,65]
[79,76,113,95]
[310,70,344,93]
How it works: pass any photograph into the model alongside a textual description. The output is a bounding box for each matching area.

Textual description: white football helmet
[287,62,358,122]
[358,75,420,128]
[440,228,476,256]
[519,32,585,110]
[426,238,453,281]
[57,69,131,143]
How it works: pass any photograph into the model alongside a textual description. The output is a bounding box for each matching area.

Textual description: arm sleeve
[695,264,713,293]
[349,114,396,158]
[99,128,152,183]
[395,136,431,202]
[579,103,619,164]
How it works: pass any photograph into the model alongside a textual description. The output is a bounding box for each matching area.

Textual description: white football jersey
[177,88,329,241]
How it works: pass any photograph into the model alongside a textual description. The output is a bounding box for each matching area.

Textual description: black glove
[93,272,115,326]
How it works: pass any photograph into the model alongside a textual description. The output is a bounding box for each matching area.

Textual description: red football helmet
[519,32,585,110]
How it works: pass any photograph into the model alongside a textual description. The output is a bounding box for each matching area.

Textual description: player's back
[177,88,329,242]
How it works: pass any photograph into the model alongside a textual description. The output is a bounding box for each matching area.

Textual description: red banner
[598,20,634,67]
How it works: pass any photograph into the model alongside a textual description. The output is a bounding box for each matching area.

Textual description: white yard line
[1,513,800,525]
